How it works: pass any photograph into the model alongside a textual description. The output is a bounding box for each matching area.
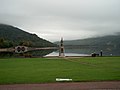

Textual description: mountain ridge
[55,34,120,45]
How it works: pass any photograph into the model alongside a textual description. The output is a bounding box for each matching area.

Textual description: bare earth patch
[0,81,120,90]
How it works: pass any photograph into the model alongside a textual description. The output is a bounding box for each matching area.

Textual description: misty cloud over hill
[0,0,120,41]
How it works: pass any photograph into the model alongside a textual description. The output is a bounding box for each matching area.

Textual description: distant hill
[63,35,120,46]
[55,34,120,56]
[0,24,56,47]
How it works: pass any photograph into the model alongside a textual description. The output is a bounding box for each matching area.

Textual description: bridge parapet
[0,48,14,52]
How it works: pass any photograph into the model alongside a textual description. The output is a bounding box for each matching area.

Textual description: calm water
[46,52,90,56]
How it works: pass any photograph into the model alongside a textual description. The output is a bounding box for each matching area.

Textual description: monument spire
[59,37,65,57]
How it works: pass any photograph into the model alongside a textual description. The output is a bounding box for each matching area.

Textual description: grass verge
[0,57,120,84]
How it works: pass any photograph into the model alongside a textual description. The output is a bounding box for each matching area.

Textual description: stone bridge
[0,46,58,54]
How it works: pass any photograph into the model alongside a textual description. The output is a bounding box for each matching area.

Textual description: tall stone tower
[59,38,65,57]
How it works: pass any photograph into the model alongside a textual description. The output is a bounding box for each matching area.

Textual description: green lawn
[0,57,120,84]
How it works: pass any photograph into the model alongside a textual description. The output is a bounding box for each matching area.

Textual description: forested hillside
[0,24,56,48]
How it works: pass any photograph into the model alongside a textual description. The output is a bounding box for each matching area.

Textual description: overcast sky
[0,0,120,42]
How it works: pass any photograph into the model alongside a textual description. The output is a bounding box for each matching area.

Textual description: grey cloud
[0,0,120,41]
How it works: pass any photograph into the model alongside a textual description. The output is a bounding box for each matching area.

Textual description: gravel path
[0,81,120,90]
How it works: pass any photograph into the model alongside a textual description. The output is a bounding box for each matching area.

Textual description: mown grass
[0,57,120,84]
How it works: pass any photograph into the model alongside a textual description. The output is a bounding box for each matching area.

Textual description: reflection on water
[46,52,90,56]
[0,49,55,57]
